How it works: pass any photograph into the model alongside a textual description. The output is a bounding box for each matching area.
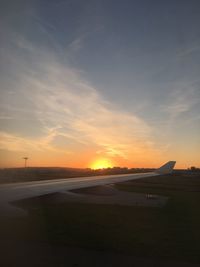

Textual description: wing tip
[156,161,176,174]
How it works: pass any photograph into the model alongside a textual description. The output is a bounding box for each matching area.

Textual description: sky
[0,0,200,169]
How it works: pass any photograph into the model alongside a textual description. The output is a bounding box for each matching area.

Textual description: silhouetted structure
[23,157,28,168]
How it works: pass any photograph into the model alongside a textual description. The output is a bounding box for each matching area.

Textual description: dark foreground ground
[0,173,200,266]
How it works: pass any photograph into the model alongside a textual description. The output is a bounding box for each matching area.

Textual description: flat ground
[0,173,200,266]
[11,185,167,208]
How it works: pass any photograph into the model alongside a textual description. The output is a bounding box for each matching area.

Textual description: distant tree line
[0,166,155,184]
[189,166,200,172]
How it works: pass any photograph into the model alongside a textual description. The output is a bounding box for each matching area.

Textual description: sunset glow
[0,1,200,169]
[90,159,114,170]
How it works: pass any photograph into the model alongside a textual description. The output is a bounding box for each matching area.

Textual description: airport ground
[0,173,200,266]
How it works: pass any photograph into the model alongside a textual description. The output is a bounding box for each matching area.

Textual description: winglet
[156,161,176,174]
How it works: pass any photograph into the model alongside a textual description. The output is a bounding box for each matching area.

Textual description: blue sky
[0,0,200,168]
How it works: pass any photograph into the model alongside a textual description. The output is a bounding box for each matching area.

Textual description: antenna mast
[23,157,28,168]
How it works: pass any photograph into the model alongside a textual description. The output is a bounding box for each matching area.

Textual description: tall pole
[23,157,28,168]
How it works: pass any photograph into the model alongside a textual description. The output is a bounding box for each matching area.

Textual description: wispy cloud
[68,37,83,52]
[177,44,200,59]
[0,34,159,164]
[163,86,200,119]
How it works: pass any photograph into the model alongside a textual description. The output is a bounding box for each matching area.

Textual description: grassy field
[1,173,200,263]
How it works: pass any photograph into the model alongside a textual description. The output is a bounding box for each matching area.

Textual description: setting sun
[90,158,114,170]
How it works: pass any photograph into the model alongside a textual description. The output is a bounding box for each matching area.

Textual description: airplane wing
[0,161,176,215]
